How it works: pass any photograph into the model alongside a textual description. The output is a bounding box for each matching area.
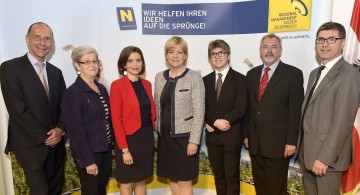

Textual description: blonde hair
[164,36,188,66]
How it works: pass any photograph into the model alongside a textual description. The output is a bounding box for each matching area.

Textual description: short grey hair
[71,46,99,64]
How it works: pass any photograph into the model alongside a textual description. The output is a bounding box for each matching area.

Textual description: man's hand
[284,144,296,158]
[312,160,328,176]
[244,138,249,148]
[45,127,63,147]
[214,119,230,131]
[205,124,215,132]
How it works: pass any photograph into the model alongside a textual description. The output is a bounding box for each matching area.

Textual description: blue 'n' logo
[117,7,137,30]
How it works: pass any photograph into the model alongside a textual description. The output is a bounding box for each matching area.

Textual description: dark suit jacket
[0,54,66,163]
[299,57,360,171]
[61,76,114,168]
[203,67,247,145]
[246,61,304,158]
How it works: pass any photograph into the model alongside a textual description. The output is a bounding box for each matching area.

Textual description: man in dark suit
[203,39,247,195]
[244,33,304,195]
[0,22,66,195]
[298,22,360,195]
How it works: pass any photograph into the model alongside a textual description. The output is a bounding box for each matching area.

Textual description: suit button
[258,112,260,114]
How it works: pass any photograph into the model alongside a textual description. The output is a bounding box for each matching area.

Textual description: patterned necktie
[216,73,223,101]
[257,67,270,102]
[37,62,49,98]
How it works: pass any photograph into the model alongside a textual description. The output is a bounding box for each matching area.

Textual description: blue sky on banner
[140,1,268,35]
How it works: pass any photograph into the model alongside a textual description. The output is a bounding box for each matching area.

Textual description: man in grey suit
[298,22,360,194]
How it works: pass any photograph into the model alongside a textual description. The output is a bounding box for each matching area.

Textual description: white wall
[333,0,355,29]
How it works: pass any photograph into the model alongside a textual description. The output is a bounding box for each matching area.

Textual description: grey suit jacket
[154,68,205,145]
[300,57,360,171]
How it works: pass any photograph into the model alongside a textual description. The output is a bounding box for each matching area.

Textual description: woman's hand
[187,143,198,156]
[86,164,98,176]
[122,149,133,165]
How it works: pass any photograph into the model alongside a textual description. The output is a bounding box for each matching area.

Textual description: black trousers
[75,148,112,195]
[19,140,65,195]
[207,141,241,195]
[250,148,290,195]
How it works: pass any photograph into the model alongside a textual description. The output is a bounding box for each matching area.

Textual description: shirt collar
[27,52,47,67]
[322,55,342,71]
[215,65,230,76]
[262,60,280,72]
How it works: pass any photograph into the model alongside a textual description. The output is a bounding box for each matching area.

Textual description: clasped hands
[205,119,230,132]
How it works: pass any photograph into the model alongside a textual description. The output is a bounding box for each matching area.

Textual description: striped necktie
[216,73,223,101]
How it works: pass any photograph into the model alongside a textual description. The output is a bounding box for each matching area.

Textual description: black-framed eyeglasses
[316,37,343,44]
[78,60,99,65]
[210,51,227,58]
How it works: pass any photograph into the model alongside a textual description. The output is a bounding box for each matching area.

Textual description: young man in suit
[0,22,66,195]
[203,39,247,195]
[298,22,360,195]
[244,33,304,195]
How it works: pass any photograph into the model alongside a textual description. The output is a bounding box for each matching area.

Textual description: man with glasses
[245,33,304,195]
[203,39,247,195]
[0,22,66,195]
[298,21,360,194]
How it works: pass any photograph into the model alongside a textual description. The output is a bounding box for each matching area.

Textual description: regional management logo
[117,7,137,30]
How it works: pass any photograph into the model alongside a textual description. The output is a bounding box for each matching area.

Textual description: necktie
[216,73,223,101]
[303,65,325,112]
[37,62,49,97]
[257,67,270,101]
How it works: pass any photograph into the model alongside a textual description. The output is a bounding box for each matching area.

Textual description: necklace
[169,77,176,82]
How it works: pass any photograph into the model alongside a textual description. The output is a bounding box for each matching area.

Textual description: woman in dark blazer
[110,46,156,195]
[61,46,114,195]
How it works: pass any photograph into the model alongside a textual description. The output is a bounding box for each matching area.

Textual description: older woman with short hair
[61,46,114,195]
[154,36,205,195]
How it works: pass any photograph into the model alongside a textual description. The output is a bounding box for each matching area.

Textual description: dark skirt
[156,133,199,181]
[115,126,154,183]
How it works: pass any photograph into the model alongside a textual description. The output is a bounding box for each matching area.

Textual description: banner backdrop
[0,0,332,194]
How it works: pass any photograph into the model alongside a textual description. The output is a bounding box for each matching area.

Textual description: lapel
[207,71,217,103]
[46,63,55,102]
[308,58,343,105]
[211,67,235,103]
[252,66,262,100]
[219,68,234,100]
[261,61,287,100]
[22,55,50,101]
[302,68,318,112]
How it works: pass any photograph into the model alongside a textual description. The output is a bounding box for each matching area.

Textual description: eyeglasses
[210,51,227,58]
[316,37,343,44]
[78,60,99,65]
